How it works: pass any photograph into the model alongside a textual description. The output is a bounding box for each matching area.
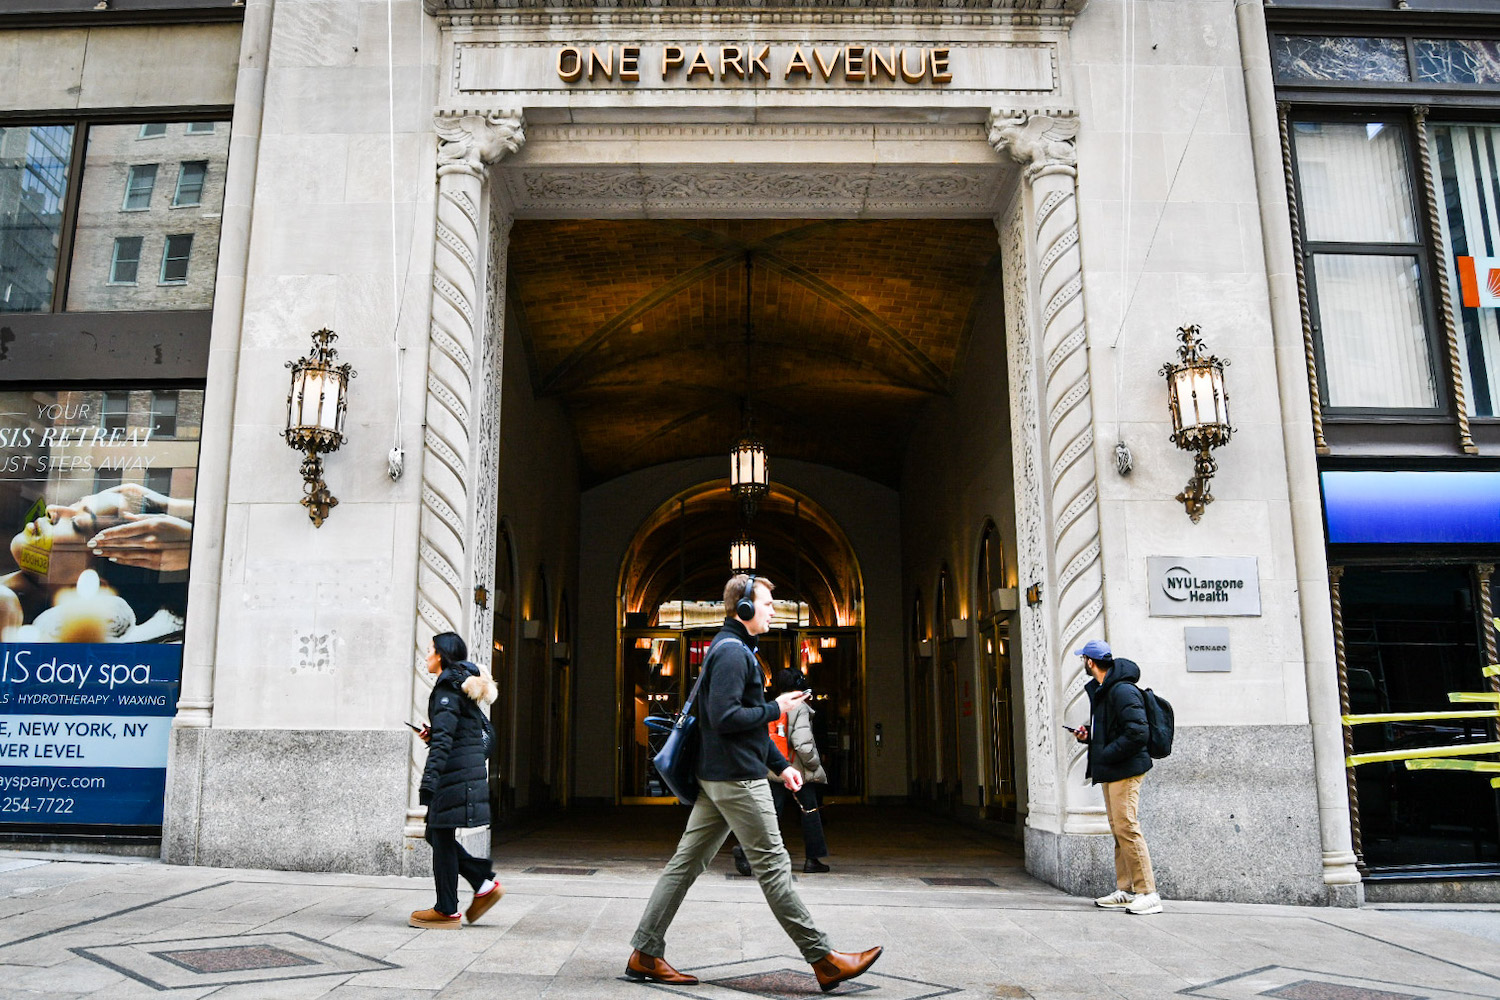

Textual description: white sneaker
[1126,892,1162,915]
[1094,889,1135,908]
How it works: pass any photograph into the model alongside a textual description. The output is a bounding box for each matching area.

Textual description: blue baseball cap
[1072,639,1112,660]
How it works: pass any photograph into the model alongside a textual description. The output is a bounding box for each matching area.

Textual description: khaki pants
[1101,774,1155,894]
[631,777,832,962]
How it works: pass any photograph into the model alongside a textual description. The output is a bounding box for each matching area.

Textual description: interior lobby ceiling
[507,218,1003,488]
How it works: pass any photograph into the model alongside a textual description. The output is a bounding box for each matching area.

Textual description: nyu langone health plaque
[1147,557,1261,617]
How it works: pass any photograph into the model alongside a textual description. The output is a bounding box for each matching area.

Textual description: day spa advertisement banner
[0,388,202,825]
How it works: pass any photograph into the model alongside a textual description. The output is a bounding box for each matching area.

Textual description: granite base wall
[1364,879,1500,904]
[163,727,411,875]
[1027,725,1334,905]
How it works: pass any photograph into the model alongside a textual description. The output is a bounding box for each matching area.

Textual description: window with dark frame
[137,123,166,140]
[158,234,191,285]
[150,389,178,438]
[122,163,157,212]
[173,160,206,207]
[92,468,123,494]
[100,390,129,431]
[145,466,173,497]
[184,122,215,135]
[1289,118,1441,413]
[109,236,142,285]
[0,123,74,313]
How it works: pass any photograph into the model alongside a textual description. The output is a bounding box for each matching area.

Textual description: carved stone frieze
[499,165,1005,217]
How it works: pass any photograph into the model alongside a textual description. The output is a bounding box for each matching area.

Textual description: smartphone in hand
[406,722,426,733]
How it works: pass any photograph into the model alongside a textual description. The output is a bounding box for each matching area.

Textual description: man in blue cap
[1068,638,1161,915]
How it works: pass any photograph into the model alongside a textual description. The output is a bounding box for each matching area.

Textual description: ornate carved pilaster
[406,109,524,839]
[1413,106,1477,455]
[1276,102,1328,455]
[1327,566,1364,871]
[989,110,1104,830]
[998,196,1058,822]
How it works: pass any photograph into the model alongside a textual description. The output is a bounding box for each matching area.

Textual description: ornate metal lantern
[284,327,356,527]
[730,531,757,574]
[730,436,768,520]
[1160,324,1232,523]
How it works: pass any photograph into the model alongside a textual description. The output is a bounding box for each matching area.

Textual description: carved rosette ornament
[407,109,525,840]
[989,109,1105,830]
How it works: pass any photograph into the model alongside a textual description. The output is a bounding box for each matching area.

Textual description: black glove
[419,788,433,806]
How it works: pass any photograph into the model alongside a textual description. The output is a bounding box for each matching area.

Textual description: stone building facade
[17,0,1498,906]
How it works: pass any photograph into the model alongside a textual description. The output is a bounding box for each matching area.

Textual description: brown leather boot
[408,907,461,929]
[624,949,700,985]
[811,947,883,992]
[465,879,504,924]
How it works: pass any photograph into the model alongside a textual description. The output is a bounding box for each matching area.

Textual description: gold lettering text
[749,44,771,80]
[813,47,841,81]
[588,46,613,80]
[620,45,640,81]
[720,45,745,79]
[899,47,926,83]
[785,45,813,81]
[557,46,584,83]
[662,45,685,78]
[844,46,866,81]
[869,47,896,82]
[687,46,714,79]
[930,47,952,83]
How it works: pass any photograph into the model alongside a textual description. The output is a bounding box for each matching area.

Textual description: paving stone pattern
[0,810,1497,999]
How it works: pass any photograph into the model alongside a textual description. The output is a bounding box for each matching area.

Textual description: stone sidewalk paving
[0,851,1498,1000]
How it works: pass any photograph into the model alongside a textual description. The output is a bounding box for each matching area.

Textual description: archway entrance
[615,482,865,804]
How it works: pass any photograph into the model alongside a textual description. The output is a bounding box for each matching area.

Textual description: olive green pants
[631,777,832,963]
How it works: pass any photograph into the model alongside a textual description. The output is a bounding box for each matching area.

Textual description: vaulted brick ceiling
[507,219,1002,487]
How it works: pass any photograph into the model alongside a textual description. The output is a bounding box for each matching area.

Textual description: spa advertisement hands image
[0,388,202,826]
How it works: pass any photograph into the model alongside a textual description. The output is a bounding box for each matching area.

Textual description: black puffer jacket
[420,661,496,829]
[1083,657,1152,784]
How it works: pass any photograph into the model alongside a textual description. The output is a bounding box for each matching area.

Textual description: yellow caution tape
[1347,741,1500,767]
[1486,664,1500,677]
[1404,759,1500,772]
[1449,692,1500,703]
[1344,710,1500,725]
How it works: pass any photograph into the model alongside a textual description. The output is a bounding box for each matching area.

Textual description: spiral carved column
[405,110,524,840]
[1327,566,1364,871]
[1275,103,1328,455]
[990,110,1106,831]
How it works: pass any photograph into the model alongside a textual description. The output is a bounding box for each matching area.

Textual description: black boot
[803,857,830,873]
[731,844,752,876]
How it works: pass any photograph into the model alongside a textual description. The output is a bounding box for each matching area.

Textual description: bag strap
[678,635,749,728]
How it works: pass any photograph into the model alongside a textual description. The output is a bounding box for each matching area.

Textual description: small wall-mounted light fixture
[1161,324,1232,523]
[991,587,1019,612]
[522,619,542,641]
[917,638,934,658]
[1025,583,1043,606]
[284,328,356,527]
[949,618,969,639]
[473,585,489,610]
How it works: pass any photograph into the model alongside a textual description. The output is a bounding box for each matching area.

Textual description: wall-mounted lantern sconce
[1160,324,1232,524]
[284,328,355,528]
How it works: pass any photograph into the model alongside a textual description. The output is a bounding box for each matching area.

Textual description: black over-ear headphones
[735,574,759,621]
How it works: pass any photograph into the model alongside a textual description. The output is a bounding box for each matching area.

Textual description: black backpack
[1142,688,1174,759]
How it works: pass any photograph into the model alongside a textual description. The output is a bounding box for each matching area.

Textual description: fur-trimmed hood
[438,661,498,710]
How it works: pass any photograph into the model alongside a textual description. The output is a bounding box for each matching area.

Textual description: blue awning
[1322,471,1500,544]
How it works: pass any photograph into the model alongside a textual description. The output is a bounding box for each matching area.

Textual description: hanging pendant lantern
[730,531,758,574]
[730,436,769,520]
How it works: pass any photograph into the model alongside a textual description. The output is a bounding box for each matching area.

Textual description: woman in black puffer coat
[409,632,503,929]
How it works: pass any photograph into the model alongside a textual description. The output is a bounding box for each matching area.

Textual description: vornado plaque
[1147,557,1261,617]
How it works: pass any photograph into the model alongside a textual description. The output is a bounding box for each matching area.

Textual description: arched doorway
[615,481,865,804]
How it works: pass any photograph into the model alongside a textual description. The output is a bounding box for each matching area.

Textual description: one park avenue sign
[451,40,1056,94]
[556,43,953,85]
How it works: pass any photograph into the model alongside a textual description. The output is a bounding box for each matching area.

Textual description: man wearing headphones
[626,573,883,992]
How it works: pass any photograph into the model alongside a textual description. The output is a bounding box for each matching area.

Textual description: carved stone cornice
[987,108,1078,181]
[436,109,526,179]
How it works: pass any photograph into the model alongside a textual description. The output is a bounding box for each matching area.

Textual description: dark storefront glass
[1342,566,1500,871]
